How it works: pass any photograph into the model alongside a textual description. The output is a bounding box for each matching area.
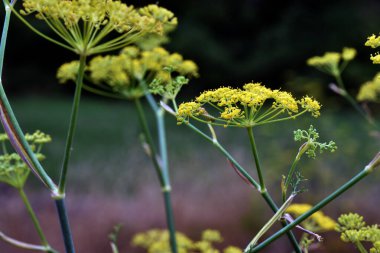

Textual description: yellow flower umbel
[19,0,177,55]
[0,131,51,189]
[336,213,380,253]
[357,72,380,103]
[177,83,320,127]
[307,47,356,76]
[132,229,242,253]
[57,46,198,99]
[286,203,336,232]
[365,34,380,64]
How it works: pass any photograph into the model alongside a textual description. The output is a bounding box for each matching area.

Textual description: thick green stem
[55,199,75,253]
[355,241,368,253]
[0,0,58,194]
[163,190,178,253]
[58,54,87,194]
[134,98,165,185]
[144,93,178,253]
[18,188,49,247]
[246,127,265,192]
[249,165,373,252]
[261,191,301,253]
[155,108,178,253]
[245,194,296,252]
[156,109,170,185]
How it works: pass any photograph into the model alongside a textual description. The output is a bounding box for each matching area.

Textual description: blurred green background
[0,0,379,252]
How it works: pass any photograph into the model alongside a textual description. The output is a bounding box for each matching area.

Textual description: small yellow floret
[177,102,202,119]
[220,107,243,120]
[223,246,243,253]
[300,96,321,117]
[201,229,223,243]
[342,47,357,61]
[365,34,380,49]
[272,90,298,113]
[370,53,380,64]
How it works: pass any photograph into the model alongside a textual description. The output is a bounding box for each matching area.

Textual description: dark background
[2,0,380,100]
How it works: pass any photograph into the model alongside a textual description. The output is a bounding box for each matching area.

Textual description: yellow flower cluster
[21,0,176,54]
[139,5,178,35]
[357,72,380,102]
[307,47,356,76]
[286,203,336,232]
[336,213,380,252]
[132,229,242,253]
[0,131,51,188]
[177,83,320,127]
[85,46,197,98]
[365,34,380,49]
[57,61,80,84]
[365,34,380,64]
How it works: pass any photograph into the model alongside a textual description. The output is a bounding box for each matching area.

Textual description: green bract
[294,125,337,159]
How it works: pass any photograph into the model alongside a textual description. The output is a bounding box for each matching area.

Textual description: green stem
[18,188,49,247]
[55,199,75,253]
[144,93,178,253]
[0,231,53,252]
[246,127,265,191]
[134,98,164,186]
[58,53,87,194]
[156,108,169,184]
[261,191,301,253]
[185,123,301,252]
[155,108,178,253]
[334,74,373,124]
[0,0,58,194]
[163,190,178,253]
[244,194,296,252]
[249,164,374,252]
[355,241,368,253]
[283,148,304,202]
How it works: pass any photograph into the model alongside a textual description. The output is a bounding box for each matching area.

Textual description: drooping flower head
[20,0,177,55]
[177,83,321,127]
[307,47,356,76]
[57,46,198,99]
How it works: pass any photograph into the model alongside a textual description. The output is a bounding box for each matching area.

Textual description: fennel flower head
[176,83,321,128]
[336,213,380,252]
[57,46,198,99]
[307,47,356,76]
[20,0,177,55]
[0,131,51,188]
[357,72,380,103]
[286,203,336,232]
[365,34,380,64]
[132,229,242,253]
